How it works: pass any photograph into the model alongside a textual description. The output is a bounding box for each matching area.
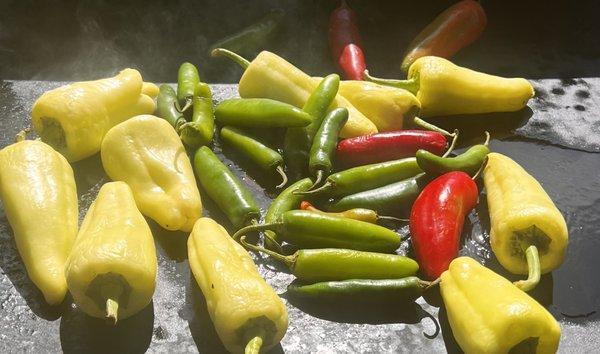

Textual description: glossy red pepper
[336,130,447,167]
[329,0,366,80]
[409,171,478,279]
[401,0,487,73]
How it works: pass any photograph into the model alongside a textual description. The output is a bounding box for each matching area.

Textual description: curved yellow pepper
[0,140,78,305]
[237,51,377,138]
[31,68,158,162]
[484,153,568,290]
[65,181,156,323]
[441,257,561,354]
[188,218,288,353]
[101,115,202,232]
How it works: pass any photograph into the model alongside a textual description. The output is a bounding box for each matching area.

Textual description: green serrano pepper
[284,74,340,181]
[240,236,418,282]
[417,131,490,176]
[264,178,313,252]
[156,84,187,131]
[220,126,288,188]
[177,62,201,113]
[307,108,348,189]
[179,83,215,148]
[193,146,260,229]
[233,210,401,253]
[214,98,312,128]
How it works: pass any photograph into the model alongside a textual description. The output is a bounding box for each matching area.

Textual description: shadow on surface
[148,219,189,262]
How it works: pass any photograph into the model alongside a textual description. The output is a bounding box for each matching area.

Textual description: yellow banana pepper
[365,56,534,117]
[188,218,288,354]
[65,181,156,324]
[484,152,568,291]
[31,68,158,162]
[212,48,377,138]
[441,257,561,354]
[0,139,78,305]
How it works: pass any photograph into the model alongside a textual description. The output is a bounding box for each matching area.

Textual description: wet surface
[0,80,599,353]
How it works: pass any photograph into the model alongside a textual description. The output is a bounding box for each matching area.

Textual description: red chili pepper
[329,0,366,80]
[409,171,478,279]
[336,130,447,167]
[401,0,487,73]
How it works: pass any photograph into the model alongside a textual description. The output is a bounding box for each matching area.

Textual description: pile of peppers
[0,2,571,353]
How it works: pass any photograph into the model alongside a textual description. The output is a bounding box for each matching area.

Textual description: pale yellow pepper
[65,181,157,323]
[441,257,561,354]
[101,115,202,232]
[188,218,288,353]
[31,68,158,162]
[0,139,78,305]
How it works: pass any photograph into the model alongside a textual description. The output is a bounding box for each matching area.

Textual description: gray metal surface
[0,80,599,353]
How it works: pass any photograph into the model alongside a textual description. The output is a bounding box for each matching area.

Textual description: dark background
[1,0,599,82]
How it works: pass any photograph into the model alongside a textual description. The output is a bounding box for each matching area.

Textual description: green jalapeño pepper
[157,84,186,131]
[214,98,312,128]
[417,131,490,177]
[307,107,348,189]
[179,82,215,148]
[220,126,288,188]
[177,62,201,113]
[193,146,260,229]
[233,210,401,253]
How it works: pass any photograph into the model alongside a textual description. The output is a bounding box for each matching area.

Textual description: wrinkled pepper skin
[484,153,568,275]
[31,69,158,162]
[101,115,202,232]
[0,140,78,305]
[238,51,377,137]
[188,218,288,353]
[440,257,561,354]
[65,182,157,321]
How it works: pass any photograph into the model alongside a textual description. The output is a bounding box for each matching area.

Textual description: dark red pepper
[329,0,366,80]
[336,130,447,167]
[409,171,478,279]
[401,0,487,73]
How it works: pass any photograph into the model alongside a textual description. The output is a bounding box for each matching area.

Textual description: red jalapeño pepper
[329,0,366,80]
[409,171,478,279]
[401,0,487,74]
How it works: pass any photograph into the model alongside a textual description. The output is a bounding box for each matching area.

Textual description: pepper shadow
[438,305,464,354]
[70,153,109,198]
[147,218,189,262]
[59,300,154,354]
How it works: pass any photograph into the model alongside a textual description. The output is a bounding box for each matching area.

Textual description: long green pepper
[417,131,490,176]
[177,62,201,113]
[215,98,312,128]
[157,84,187,131]
[179,82,215,148]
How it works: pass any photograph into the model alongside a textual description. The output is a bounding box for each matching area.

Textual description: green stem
[412,117,455,138]
[105,298,119,325]
[239,235,294,268]
[275,166,288,189]
[307,170,324,191]
[377,215,409,223]
[178,98,193,113]
[211,48,250,69]
[293,181,332,196]
[471,155,488,180]
[244,328,265,354]
[233,222,283,241]
[442,130,460,158]
[483,131,491,146]
[363,70,420,95]
[514,245,541,292]
[15,127,31,142]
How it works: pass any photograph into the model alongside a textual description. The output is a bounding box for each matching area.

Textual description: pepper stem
[178,98,193,113]
[442,129,460,158]
[514,245,541,292]
[233,222,284,242]
[306,170,324,191]
[377,215,409,223]
[483,131,490,146]
[471,155,488,180]
[15,127,31,142]
[363,70,420,95]
[293,181,332,196]
[211,48,251,69]
[412,117,455,138]
[105,298,119,326]
[275,166,288,189]
[240,235,294,268]
[244,328,265,354]
[424,277,441,290]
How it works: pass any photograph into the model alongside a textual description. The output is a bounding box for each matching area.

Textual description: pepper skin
[177,62,201,113]
[188,218,288,354]
[215,98,312,128]
[410,171,478,279]
[366,56,535,117]
[308,107,348,188]
[329,0,366,80]
[31,68,157,162]
[101,115,202,232]
[417,132,489,176]
[212,48,377,137]
[157,84,187,131]
[440,257,561,354]
[484,153,568,291]
[300,201,403,225]
[401,0,487,73]
[0,140,78,305]
[65,182,157,324]
[179,82,215,148]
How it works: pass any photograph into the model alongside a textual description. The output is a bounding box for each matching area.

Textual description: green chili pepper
[179,83,215,148]
[193,146,260,229]
[287,277,430,303]
[177,62,201,113]
[214,98,312,128]
[328,173,431,215]
[220,126,288,188]
[284,74,340,181]
[264,178,313,252]
[240,236,418,282]
[307,107,348,189]
[417,131,490,177]
[157,84,186,131]
[233,210,401,253]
